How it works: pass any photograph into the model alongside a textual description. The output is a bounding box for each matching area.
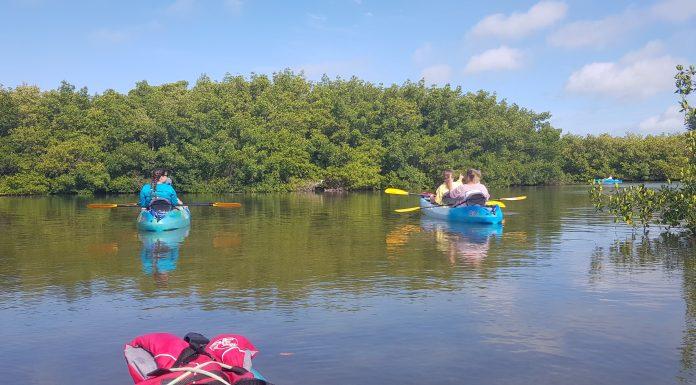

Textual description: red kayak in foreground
[124,332,271,385]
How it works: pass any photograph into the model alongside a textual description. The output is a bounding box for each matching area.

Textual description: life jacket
[124,332,270,385]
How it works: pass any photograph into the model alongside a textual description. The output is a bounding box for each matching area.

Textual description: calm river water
[1,186,694,385]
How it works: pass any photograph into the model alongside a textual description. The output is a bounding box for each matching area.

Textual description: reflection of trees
[682,244,696,382]
[0,187,575,309]
[589,234,696,382]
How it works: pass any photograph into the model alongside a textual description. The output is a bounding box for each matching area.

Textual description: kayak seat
[452,191,487,207]
[124,345,158,381]
[148,199,174,221]
[149,199,173,212]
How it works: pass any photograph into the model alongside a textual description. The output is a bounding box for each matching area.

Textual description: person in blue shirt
[139,168,183,208]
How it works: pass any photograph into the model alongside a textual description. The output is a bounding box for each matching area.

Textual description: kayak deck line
[419,197,503,224]
[137,206,191,231]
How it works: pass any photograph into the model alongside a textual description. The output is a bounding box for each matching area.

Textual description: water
[0,186,694,385]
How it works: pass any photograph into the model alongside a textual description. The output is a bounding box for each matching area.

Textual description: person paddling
[443,168,490,206]
[139,169,183,208]
[430,169,463,205]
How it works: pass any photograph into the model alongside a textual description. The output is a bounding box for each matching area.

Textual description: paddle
[87,203,139,208]
[87,202,242,209]
[384,188,421,196]
[187,202,241,208]
[384,187,525,201]
[384,187,526,213]
[394,201,505,213]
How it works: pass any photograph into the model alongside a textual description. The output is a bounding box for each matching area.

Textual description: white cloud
[307,13,328,29]
[293,58,367,79]
[638,105,686,134]
[464,46,523,74]
[89,21,161,45]
[548,11,640,48]
[167,0,243,16]
[549,0,696,49]
[421,65,452,85]
[90,28,131,44]
[166,0,196,15]
[224,0,243,13]
[565,41,680,99]
[651,0,696,22]
[470,1,567,39]
[412,43,432,65]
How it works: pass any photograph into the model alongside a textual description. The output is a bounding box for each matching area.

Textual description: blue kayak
[419,197,503,224]
[595,178,623,184]
[251,368,267,381]
[137,206,191,232]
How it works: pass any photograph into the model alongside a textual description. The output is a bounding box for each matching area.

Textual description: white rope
[168,367,232,385]
[166,361,232,385]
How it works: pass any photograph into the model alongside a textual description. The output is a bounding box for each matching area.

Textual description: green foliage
[0,72,688,195]
[590,65,696,235]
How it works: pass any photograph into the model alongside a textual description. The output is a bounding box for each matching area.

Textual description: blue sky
[1,0,695,135]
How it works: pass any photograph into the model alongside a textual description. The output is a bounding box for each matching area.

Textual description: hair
[466,168,482,182]
[443,169,454,179]
[150,168,167,192]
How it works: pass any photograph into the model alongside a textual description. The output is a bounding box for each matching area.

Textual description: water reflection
[1,189,694,385]
[139,228,189,285]
[385,218,503,265]
[420,219,503,265]
[589,234,696,382]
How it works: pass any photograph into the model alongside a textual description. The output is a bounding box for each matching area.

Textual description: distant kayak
[419,197,503,224]
[595,178,623,184]
[137,205,191,232]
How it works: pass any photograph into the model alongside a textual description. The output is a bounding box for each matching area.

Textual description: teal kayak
[419,197,503,224]
[251,368,267,381]
[595,178,623,184]
[137,206,191,232]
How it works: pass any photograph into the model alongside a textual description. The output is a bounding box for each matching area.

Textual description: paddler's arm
[138,185,150,208]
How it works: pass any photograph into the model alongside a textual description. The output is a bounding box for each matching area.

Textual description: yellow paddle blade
[87,203,118,209]
[486,200,506,208]
[384,188,410,196]
[499,196,527,201]
[211,202,242,208]
[394,206,422,213]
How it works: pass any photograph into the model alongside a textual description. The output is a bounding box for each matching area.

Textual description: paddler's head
[443,169,454,182]
[466,168,482,184]
[151,169,168,184]
[150,169,169,191]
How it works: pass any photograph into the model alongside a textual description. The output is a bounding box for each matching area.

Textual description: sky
[1,0,695,136]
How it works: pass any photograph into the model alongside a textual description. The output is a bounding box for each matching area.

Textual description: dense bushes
[591,65,696,235]
[0,72,688,195]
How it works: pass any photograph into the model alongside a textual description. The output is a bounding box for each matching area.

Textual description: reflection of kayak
[419,197,503,224]
[421,218,502,262]
[421,218,503,243]
[139,227,189,275]
[137,206,191,231]
[595,178,623,184]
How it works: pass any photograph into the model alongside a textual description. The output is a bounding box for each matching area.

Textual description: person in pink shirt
[443,168,490,206]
